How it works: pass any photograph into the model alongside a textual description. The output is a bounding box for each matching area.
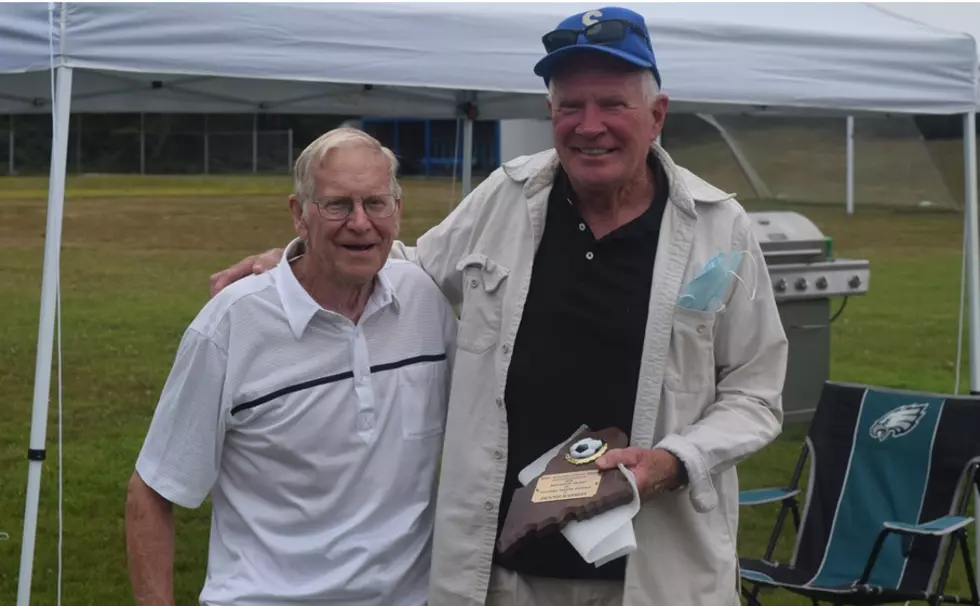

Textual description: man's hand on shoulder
[209,247,287,298]
[595,447,687,501]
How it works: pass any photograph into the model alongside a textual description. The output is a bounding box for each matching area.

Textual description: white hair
[547,68,661,106]
[293,127,402,214]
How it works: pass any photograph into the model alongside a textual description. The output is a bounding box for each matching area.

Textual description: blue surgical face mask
[677,251,759,312]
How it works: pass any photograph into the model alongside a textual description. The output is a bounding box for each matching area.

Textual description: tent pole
[462,117,474,197]
[965,110,980,395]
[846,116,855,215]
[964,111,980,585]
[17,64,74,606]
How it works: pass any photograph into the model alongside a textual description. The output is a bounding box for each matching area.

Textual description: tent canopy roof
[0,2,977,118]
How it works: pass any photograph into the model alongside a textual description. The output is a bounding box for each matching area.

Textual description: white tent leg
[17,65,74,606]
[846,116,855,215]
[964,111,980,585]
[965,111,980,393]
[462,117,474,197]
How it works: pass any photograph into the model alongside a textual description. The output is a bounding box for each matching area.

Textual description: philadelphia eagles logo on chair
[869,402,929,441]
[738,382,980,606]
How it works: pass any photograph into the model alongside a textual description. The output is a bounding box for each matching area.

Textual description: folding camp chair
[739,381,980,605]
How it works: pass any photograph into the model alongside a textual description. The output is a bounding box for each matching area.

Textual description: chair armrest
[883,516,974,537]
[739,488,800,506]
[859,516,975,584]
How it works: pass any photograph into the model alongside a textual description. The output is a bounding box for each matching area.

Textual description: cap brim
[533,45,654,81]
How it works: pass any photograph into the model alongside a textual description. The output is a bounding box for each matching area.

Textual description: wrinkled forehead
[550,61,648,102]
[314,145,391,195]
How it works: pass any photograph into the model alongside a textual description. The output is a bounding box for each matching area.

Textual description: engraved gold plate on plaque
[531,470,601,503]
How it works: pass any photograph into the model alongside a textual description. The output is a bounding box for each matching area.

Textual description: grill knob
[848,275,862,288]
[774,278,787,293]
[816,276,828,290]
[795,277,808,291]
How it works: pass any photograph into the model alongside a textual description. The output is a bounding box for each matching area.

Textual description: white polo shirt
[135,238,457,606]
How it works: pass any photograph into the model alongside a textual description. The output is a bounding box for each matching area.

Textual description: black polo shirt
[493,153,669,580]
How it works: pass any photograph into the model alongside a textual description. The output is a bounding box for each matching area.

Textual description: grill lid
[746,211,869,301]
[748,211,830,265]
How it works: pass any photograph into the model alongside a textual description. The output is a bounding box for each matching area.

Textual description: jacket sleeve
[656,211,788,513]
[389,177,499,309]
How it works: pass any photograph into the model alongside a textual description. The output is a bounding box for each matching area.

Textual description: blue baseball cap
[533,6,661,87]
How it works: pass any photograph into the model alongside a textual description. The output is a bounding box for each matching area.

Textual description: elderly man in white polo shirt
[124,127,457,606]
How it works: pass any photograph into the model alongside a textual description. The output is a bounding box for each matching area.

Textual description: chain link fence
[0,113,972,214]
[0,114,300,176]
[0,128,11,176]
[0,129,293,176]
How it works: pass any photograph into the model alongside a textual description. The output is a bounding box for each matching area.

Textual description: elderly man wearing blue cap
[210,6,787,606]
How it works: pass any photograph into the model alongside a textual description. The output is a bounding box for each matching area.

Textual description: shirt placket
[571,205,598,263]
[350,324,375,443]
[349,291,390,445]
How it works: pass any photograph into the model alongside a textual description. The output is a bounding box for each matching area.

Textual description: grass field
[0,173,975,605]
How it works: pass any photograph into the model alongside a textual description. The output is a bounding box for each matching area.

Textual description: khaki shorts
[485,565,624,606]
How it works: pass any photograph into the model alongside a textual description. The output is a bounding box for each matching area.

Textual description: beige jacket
[391,144,788,606]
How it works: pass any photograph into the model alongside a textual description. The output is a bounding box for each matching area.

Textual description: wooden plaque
[496,426,634,558]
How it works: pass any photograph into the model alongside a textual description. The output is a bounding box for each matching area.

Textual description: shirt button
[585,251,594,260]
[502,344,510,354]
[470,279,479,289]
[496,397,504,408]
[697,324,706,333]
[494,450,503,459]
[484,501,494,511]
[579,223,586,231]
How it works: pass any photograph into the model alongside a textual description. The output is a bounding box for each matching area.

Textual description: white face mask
[677,250,760,313]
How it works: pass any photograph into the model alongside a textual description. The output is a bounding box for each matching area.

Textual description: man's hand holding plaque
[497,426,636,558]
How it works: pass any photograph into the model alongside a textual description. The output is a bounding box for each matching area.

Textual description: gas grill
[747,211,870,422]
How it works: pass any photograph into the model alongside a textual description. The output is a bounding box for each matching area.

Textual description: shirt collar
[274,238,399,339]
[557,152,668,234]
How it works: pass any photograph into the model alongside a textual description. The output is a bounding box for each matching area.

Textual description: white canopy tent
[3,3,979,604]
[2,3,978,117]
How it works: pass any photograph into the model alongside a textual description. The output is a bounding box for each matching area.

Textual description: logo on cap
[582,10,602,26]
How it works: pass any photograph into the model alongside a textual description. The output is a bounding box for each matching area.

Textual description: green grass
[0,174,974,604]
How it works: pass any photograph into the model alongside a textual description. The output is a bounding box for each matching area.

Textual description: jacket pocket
[401,360,449,440]
[664,304,716,394]
[455,253,509,354]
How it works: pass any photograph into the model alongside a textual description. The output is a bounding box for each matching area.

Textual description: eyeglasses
[542,19,652,53]
[310,194,398,221]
